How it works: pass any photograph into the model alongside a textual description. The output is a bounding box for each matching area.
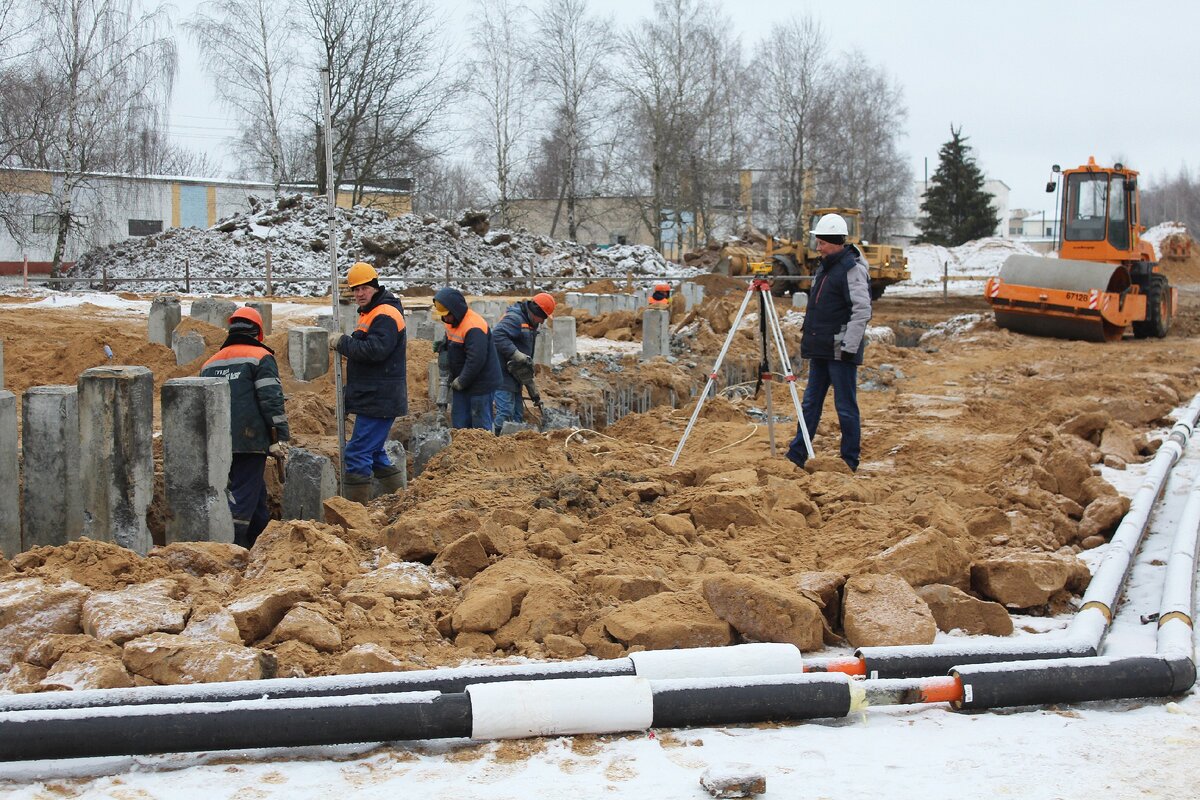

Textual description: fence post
[22,256,27,290]
[102,261,108,292]
[942,260,948,302]
[265,250,273,296]
[185,258,191,294]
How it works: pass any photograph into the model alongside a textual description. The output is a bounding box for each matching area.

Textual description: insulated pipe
[951,656,1193,710]
[856,394,1200,680]
[0,691,472,763]
[649,673,856,729]
[0,643,802,715]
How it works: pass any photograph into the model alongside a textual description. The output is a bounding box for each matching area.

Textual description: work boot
[372,464,406,497]
[342,472,373,505]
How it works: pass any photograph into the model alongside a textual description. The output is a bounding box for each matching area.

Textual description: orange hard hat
[228,306,264,341]
[654,282,671,293]
[532,292,556,318]
[346,261,378,288]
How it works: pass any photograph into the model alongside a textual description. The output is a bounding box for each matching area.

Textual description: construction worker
[432,287,502,430]
[493,292,556,433]
[786,212,872,473]
[649,282,672,307]
[200,306,290,549]
[330,261,407,503]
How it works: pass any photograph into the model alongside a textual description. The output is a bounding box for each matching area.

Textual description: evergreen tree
[915,126,999,245]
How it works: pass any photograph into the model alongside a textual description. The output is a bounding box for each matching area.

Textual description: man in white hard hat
[786,212,872,472]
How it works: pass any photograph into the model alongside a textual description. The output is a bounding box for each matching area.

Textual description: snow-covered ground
[887,236,1044,298]
[1,417,1198,798]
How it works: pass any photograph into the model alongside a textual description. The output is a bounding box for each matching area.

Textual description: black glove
[509,350,531,365]
[450,377,464,392]
[840,349,856,362]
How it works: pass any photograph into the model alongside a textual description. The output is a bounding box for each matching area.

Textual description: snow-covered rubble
[1141,221,1188,260]
[68,194,703,296]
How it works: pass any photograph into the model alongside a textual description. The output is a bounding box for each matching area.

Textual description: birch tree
[31,0,175,277]
[463,0,535,226]
[531,0,612,241]
[185,0,298,190]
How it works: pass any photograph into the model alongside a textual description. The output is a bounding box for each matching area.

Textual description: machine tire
[869,282,886,301]
[1133,275,1170,339]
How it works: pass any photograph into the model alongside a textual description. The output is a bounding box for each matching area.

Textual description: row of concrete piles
[0,366,340,560]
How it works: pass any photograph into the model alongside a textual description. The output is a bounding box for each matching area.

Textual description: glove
[268,442,289,458]
[450,377,464,392]
[329,335,341,352]
[509,351,531,365]
[840,349,856,362]
[529,389,543,410]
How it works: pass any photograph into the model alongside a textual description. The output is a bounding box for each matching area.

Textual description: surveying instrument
[670,262,814,466]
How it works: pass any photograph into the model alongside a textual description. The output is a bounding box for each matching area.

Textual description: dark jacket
[434,287,502,395]
[493,301,542,393]
[334,287,408,418]
[800,244,873,365]
[201,334,290,453]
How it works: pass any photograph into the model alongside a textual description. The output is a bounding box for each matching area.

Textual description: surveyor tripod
[670,270,813,466]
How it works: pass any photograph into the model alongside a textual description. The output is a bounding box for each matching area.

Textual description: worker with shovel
[492,292,556,433]
[200,306,290,549]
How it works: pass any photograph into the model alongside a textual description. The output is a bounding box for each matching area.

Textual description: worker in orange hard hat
[200,305,290,548]
[648,282,672,307]
[492,292,556,433]
[330,261,408,503]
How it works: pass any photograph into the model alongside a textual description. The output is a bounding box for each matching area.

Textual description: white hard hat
[812,213,849,237]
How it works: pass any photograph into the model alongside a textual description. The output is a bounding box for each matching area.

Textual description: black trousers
[228,453,270,549]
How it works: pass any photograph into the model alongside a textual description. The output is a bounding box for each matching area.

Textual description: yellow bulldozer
[716,207,909,299]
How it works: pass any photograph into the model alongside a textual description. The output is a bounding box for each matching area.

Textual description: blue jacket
[200,335,290,453]
[800,244,873,365]
[434,287,502,395]
[335,287,408,418]
[493,301,543,393]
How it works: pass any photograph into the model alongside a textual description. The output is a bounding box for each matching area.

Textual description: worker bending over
[493,292,555,433]
[433,287,502,430]
[649,282,672,307]
[787,212,872,473]
[330,261,408,503]
[200,306,289,548]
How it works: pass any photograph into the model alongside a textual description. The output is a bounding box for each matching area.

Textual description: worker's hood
[433,287,468,323]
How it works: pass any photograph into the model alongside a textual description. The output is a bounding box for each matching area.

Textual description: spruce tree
[915,126,999,246]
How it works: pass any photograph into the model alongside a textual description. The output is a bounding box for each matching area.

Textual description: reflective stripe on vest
[446,309,489,344]
[202,343,268,370]
[356,303,406,335]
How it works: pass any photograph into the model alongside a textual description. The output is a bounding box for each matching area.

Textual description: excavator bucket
[986,255,1145,342]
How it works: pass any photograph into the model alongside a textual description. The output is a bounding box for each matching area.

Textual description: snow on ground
[2,421,1198,798]
[1142,221,1189,260]
[887,236,1045,298]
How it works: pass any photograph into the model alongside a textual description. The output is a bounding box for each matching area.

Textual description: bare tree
[463,0,536,227]
[185,0,298,190]
[821,56,911,241]
[616,0,731,252]
[750,15,833,239]
[302,0,454,203]
[411,156,487,219]
[29,0,175,277]
[1143,164,1200,238]
[531,0,613,241]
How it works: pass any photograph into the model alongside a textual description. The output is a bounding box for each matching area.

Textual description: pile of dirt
[3,287,1200,693]
[68,194,703,296]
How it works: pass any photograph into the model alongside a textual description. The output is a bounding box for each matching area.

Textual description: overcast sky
[165,0,1200,219]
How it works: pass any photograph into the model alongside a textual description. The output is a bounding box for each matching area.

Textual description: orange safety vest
[356,303,406,334]
[445,308,489,343]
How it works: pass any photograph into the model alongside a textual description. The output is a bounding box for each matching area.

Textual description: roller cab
[986,158,1175,341]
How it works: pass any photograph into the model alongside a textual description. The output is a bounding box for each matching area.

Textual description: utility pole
[322,66,346,496]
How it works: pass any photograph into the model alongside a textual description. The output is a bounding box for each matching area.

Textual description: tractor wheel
[869,282,886,301]
[1132,275,1170,339]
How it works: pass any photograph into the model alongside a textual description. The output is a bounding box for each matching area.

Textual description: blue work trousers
[228,453,270,549]
[344,414,396,477]
[787,357,861,472]
[493,389,524,434]
[452,391,494,430]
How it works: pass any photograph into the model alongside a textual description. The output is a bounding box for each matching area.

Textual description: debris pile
[69,194,703,296]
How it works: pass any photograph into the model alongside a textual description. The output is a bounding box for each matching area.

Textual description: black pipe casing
[0,693,472,763]
[952,656,1192,710]
[858,641,1097,680]
[651,679,851,728]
